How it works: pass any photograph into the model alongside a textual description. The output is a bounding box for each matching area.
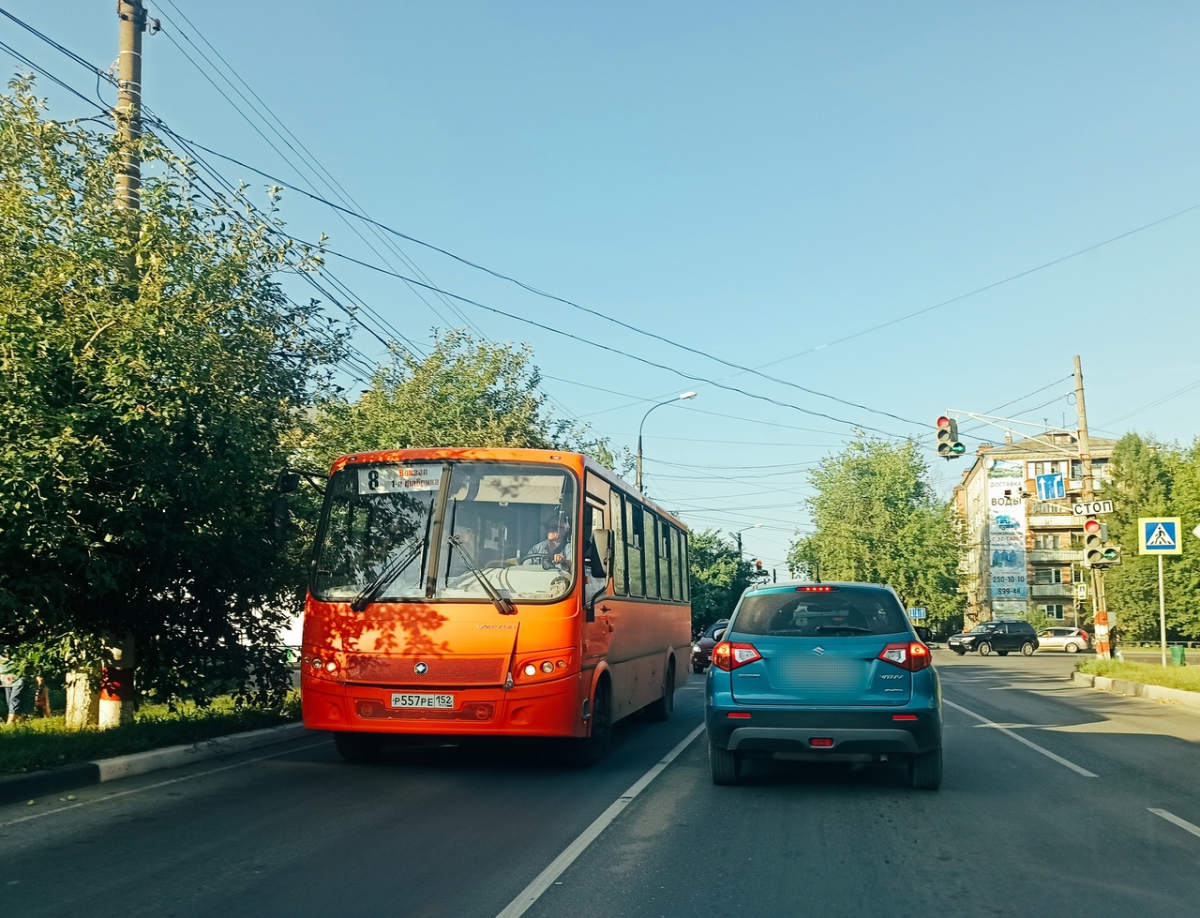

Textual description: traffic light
[1100,544,1122,567]
[1083,519,1105,568]
[936,416,965,458]
[754,559,763,575]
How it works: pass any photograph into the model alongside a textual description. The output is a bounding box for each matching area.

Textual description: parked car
[948,620,1039,657]
[705,582,942,790]
[1036,627,1090,653]
[692,619,729,673]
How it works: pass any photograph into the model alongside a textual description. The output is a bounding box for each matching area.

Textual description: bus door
[581,475,612,675]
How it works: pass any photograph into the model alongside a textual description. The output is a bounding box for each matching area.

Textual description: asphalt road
[2,652,1198,918]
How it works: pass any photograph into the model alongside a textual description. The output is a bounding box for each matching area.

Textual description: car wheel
[977,641,992,656]
[333,731,382,764]
[909,745,943,790]
[1065,643,1079,653]
[645,660,675,722]
[693,663,705,674]
[710,742,741,786]
[952,647,966,656]
[1021,641,1035,656]
[564,679,612,767]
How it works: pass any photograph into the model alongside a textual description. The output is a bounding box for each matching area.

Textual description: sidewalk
[0,721,311,807]
[1071,670,1200,712]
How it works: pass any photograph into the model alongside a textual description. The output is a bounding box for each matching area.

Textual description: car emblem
[813,647,825,655]
[414,662,428,675]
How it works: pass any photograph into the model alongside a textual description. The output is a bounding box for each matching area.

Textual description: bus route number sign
[359,464,443,494]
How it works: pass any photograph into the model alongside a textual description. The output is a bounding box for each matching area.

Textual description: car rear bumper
[706,707,941,755]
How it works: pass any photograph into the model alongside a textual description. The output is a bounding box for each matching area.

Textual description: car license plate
[391,692,454,709]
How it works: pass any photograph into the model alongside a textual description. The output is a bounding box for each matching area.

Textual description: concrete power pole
[1074,355,1112,661]
[99,0,151,729]
[115,0,146,211]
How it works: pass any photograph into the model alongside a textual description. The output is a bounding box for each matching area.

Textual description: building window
[1035,534,1061,550]
[1034,568,1065,584]
[1040,604,1065,620]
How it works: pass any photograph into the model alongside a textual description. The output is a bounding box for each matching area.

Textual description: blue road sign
[1036,473,1065,501]
[1139,517,1182,555]
[909,607,927,620]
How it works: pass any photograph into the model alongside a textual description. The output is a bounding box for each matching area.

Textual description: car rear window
[731,587,910,637]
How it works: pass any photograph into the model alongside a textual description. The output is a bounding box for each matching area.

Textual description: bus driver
[523,517,571,569]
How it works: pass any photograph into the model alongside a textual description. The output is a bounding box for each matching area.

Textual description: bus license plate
[391,693,455,710]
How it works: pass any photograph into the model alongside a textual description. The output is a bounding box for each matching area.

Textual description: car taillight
[711,641,761,671]
[878,641,931,672]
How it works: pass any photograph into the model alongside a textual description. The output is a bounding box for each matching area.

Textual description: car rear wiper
[448,534,516,616]
[814,625,872,634]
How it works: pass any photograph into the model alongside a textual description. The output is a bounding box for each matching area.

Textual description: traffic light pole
[1073,356,1115,661]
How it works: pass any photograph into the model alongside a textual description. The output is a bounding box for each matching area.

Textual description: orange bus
[299,447,691,764]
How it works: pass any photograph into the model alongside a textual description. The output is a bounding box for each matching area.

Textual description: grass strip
[1077,659,1200,694]
[0,694,300,776]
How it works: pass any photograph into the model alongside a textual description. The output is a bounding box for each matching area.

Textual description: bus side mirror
[276,470,301,493]
[591,529,613,578]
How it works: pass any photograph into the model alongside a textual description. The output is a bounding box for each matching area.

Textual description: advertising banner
[988,460,1028,602]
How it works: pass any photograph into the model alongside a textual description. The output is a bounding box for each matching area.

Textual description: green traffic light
[951,443,966,454]
[1102,548,1118,560]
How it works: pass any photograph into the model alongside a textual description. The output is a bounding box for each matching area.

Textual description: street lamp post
[636,391,697,492]
[733,523,762,559]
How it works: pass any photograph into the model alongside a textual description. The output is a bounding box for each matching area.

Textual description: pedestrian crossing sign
[1139,517,1182,555]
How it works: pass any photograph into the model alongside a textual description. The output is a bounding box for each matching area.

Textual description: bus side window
[658,516,673,600]
[583,501,607,605]
[662,522,676,601]
[644,513,660,599]
[627,499,644,598]
[609,491,627,596]
[671,526,686,603]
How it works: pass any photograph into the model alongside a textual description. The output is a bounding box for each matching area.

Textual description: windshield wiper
[814,624,872,634]
[448,534,516,616]
[350,501,434,612]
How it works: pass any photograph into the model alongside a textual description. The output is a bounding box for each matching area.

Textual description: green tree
[297,329,617,471]
[1104,434,1200,640]
[687,529,757,636]
[787,436,963,630]
[0,78,340,708]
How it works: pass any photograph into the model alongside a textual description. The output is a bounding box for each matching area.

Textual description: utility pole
[1074,355,1113,660]
[115,0,147,211]
[99,0,152,729]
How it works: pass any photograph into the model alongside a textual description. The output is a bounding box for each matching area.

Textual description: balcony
[1031,584,1075,599]
[1028,515,1080,528]
[1028,549,1082,563]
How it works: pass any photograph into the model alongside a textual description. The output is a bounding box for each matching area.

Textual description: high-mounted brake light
[796,585,838,592]
[878,641,932,672]
[711,641,762,671]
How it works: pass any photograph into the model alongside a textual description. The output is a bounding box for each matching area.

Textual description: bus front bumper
[301,671,589,738]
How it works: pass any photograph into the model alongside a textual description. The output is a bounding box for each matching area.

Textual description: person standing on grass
[0,646,28,724]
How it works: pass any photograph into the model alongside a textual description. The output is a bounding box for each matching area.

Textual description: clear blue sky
[7,1,1200,570]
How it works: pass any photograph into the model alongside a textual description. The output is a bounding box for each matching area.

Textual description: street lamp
[733,523,762,558]
[636,391,697,492]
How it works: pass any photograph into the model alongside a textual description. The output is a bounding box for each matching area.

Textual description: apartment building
[953,432,1115,628]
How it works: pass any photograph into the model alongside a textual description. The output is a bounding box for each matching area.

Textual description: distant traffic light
[1083,519,1105,568]
[936,416,965,458]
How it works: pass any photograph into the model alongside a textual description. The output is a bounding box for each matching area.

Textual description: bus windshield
[312,461,579,605]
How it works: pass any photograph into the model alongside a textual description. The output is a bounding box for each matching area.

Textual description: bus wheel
[334,731,382,764]
[645,660,675,722]
[564,680,612,767]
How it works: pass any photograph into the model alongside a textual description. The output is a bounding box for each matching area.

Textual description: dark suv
[948,621,1039,656]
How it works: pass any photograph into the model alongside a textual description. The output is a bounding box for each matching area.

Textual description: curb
[1070,670,1200,711]
[0,721,310,807]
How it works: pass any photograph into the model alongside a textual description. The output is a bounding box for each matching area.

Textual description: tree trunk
[64,669,99,729]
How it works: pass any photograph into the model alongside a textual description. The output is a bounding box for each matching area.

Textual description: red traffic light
[1084,519,1102,534]
[937,416,952,429]
[754,559,763,569]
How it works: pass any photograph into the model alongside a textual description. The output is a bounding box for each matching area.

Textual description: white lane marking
[1149,808,1200,839]
[944,698,1098,778]
[0,739,331,828]
[495,722,705,918]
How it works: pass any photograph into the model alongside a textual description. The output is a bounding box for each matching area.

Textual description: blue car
[705,582,942,789]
